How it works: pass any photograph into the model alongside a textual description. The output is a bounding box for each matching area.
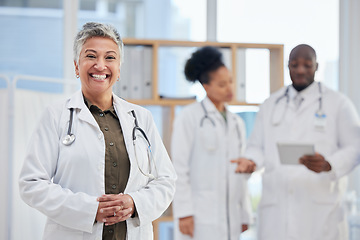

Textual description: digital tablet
[277,142,315,165]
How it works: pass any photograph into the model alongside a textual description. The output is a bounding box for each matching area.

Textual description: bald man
[234,44,360,240]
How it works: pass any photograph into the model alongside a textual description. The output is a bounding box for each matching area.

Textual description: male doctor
[236,44,360,240]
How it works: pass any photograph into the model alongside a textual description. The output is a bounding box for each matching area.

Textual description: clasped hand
[96,193,135,226]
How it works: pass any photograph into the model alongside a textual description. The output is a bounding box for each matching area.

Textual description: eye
[86,54,96,59]
[305,63,313,68]
[106,56,116,60]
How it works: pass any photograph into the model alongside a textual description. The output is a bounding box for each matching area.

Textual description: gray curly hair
[73,22,124,65]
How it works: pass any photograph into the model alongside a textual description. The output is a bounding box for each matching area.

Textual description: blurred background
[1,0,360,239]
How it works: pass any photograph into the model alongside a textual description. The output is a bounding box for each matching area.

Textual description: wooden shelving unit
[123,38,284,105]
[122,38,284,152]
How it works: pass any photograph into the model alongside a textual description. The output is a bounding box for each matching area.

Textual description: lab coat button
[112,184,117,189]
[113,162,117,167]
[109,142,114,146]
[99,113,104,117]
[104,127,109,131]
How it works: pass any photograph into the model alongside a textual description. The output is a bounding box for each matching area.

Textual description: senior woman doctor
[19,22,176,240]
[171,46,252,240]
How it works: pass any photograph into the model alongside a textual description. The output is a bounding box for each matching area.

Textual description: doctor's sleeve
[18,106,99,233]
[171,110,196,219]
[237,116,253,225]
[326,97,360,179]
[244,105,266,169]
[126,109,177,226]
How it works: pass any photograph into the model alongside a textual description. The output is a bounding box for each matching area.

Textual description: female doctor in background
[171,46,252,240]
[19,22,176,240]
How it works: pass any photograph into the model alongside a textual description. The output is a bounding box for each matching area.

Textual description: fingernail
[103,219,106,222]
[97,198,99,201]
[100,209,103,213]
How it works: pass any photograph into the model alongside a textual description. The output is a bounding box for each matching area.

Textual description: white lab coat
[171,97,252,240]
[245,82,360,240]
[19,90,176,240]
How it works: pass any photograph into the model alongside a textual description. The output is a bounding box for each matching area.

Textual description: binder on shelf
[142,46,153,99]
[128,46,143,99]
[219,47,232,71]
[236,48,246,102]
[117,45,131,99]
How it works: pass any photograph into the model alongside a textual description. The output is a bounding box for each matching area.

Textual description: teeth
[92,74,107,80]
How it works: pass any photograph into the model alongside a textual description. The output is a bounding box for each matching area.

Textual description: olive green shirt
[85,98,130,240]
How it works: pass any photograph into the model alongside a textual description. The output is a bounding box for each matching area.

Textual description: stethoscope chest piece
[63,108,76,146]
[63,134,76,146]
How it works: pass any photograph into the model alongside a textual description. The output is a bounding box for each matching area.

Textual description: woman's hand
[179,216,194,237]
[96,193,135,226]
[242,224,248,232]
[231,158,256,173]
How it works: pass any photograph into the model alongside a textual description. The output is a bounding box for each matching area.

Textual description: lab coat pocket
[194,191,216,224]
[199,124,218,152]
[43,222,83,240]
[310,195,343,239]
[259,172,279,207]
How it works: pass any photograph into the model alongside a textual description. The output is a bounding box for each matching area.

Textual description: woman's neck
[208,97,225,112]
[83,92,113,110]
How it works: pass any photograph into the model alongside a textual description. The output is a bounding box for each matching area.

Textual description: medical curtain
[0,88,9,240]
[10,86,77,240]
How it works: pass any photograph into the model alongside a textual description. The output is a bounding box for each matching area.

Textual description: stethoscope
[62,108,158,179]
[271,82,325,126]
[62,108,76,145]
[131,110,158,180]
[200,100,242,143]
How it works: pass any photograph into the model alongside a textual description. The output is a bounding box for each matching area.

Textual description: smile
[90,74,109,80]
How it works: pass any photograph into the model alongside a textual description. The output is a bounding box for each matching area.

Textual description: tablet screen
[277,142,315,165]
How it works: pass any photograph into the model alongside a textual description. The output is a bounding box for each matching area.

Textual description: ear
[202,83,210,92]
[315,62,319,71]
[74,60,79,75]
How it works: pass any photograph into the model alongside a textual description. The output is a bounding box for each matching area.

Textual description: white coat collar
[288,81,322,100]
[65,90,136,128]
[202,96,228,114]
[288,81,325,112]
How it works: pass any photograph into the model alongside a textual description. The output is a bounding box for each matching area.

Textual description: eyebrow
[84,49,118,55]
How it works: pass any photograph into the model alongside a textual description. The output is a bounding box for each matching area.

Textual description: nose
[94,59,107,71]
[296,65,306,74]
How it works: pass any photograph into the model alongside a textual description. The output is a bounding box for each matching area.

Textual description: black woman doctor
[171,46,252,240]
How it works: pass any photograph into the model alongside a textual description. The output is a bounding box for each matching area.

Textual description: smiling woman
[74,36,121,110]
[18,22,177,240]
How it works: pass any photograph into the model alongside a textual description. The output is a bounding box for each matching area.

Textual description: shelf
[128,98,196,106]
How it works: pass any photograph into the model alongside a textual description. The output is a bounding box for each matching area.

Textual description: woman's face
[74,37,120,98]
[203,66,234,105]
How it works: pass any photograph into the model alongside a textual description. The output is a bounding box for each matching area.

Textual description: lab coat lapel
[295,82,322,115]
[66,90,99,129]
[112,95,138,189]
[202,97,225,126]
